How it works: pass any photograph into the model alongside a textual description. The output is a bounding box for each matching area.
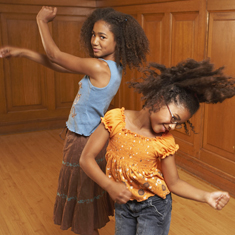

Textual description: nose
[92,36,99,45]
[169,123,176,131]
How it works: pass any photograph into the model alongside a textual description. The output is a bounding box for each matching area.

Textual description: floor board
[0,129,234,235]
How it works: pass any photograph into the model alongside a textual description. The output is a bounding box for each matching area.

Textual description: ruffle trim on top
[159,142,179,159]
[101,107,126,137]
[103,107,179,158]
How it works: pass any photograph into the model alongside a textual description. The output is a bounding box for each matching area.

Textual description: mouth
[162,124,166,132]
[162,124,169,132]
[93,48,100,53]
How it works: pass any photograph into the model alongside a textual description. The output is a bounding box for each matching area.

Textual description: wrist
[103,179,113,192]
[203,192,211,203]
[36,18,48,24]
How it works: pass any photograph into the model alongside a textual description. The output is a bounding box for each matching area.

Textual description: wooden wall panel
[208,0,235,11]
[52,16,87,109]
[112,14,143,111]
[0,4,94,134]
[1,0,235,195]
[175,4,235,196]
[1,14,47,111]
[142,13,165,64]
[170,11,202,156]
[112,1,206,158]
[105,0,235,195]
[0,0,96,7]
[201,11,235,181]
[97,0,188,8]
[171,12,199,64]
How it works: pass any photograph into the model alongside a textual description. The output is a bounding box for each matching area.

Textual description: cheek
[150,116,160,128]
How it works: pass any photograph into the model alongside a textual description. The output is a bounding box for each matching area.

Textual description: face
[91,20,116,61]
[150,103,192,134]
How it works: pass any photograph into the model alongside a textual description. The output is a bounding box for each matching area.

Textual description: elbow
[164,179,178,193]
[79,156,85,170]
[45,47,61,63]
[166,184,174,193]
[47,50,58,63]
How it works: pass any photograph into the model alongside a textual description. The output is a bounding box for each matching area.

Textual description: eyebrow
[92,31,107,36]
[173,113,181,121]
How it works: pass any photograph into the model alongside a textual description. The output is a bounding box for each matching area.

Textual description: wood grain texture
[0,4,93,134]
[0,0,96,7]
[0,0,235,207]
[0,129,234,235]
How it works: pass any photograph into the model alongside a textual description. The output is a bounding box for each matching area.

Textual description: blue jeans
[115,194,172,235]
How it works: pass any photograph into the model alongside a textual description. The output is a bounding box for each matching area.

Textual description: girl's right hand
[206,191,230,210]
[36,6,57,23]
[107,181,132,204]
[0,46,22,58]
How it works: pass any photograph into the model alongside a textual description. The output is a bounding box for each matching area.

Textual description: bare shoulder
[89,58,111,87]
[93,58,110,73]
[124,109,138,118]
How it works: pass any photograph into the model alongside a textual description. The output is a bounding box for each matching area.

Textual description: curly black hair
[80,8,149,72]
[129,59,235,133]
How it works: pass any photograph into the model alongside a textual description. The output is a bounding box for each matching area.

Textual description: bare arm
[161,154,230,210]
[36,6,109,83]
[80,123,132,204]
[0,46,72,73]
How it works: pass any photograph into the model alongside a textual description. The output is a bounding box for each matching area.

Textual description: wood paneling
[175,4,235,196]
[112,14,143,111]
[0,0,96,7]
[208,0,235,11]
[97,0,189,8]
[171,12,198,63]
[0,4,94,134]
[198,10,235,188]
[0,0,235,196]
[52,16,87,108]
[170,11,203,157]
[1,13,48,111]
[99,0,234,196]
[142,13,166,64]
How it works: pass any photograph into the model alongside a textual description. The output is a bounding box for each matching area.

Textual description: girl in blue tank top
[0,6,149,235]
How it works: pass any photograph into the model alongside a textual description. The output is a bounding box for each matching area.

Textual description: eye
[100,36,106,39]
[171,115,179,123]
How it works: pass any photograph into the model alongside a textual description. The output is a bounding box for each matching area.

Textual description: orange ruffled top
[101,108,179,202]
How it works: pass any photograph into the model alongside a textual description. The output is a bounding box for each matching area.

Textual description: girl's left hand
[36,6,57,23]
[207,191,230,210]
[0,46,22,58]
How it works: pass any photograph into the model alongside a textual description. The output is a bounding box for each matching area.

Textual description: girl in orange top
[80,59,233,235]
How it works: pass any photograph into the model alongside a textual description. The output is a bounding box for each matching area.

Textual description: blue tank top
[66,59,122,136]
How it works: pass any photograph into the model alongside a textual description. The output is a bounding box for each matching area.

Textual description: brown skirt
[53,130,114,235]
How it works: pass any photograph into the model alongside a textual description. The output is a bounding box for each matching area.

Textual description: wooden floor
[0,129,234,235]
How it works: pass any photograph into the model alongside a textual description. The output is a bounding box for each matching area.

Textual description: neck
[131,108,151,130]
[125,108,158,138]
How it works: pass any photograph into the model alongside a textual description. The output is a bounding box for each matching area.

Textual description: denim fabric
[115,194,172,235]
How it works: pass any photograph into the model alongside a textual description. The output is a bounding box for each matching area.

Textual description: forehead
[168,103,192,121]
[93,20,112,33]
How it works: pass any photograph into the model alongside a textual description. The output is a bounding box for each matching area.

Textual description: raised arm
[0,46,72,73]
[80,123,131,204]
[36,6,107,81]
[161,154,230,210]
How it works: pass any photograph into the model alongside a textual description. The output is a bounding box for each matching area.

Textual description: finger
[53,7,57,15]
[0,48,9,57]
[216,195,229,210]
